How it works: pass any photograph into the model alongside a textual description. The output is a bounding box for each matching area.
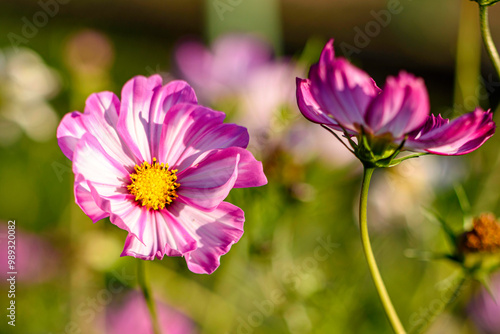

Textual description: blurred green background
[0,0,500,333]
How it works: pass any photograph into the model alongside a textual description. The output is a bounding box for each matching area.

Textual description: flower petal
[90,189,147,241]
[172,201,245,274]
[406,109,496,155]
[229,147,267,188]
[174,123,250,172]
[157,103,226,168]
[74,180,108,223]
[365,72,429,138]
[296,78,338,126]
[72,134,152,238]
[57,91,136,168]
[318,38,335,68]
[121,209,197,260]
[72,133,130,191]
[176,149,240,211]
[148,80,198,158]
[117,75,163,162]
[307,40,380,131]
[57,111,86,160]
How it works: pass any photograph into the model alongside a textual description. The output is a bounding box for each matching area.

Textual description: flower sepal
[350,129,416,168]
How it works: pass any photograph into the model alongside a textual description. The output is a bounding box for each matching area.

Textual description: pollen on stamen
[127,158,180,210]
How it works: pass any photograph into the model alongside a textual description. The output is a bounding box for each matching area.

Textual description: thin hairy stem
[359,167,406,334]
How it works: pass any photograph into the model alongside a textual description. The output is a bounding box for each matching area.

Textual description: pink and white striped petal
[177,149,240,211]
[173,122,249,172]
[121,209,197,260]
[57,111,87,160]
[172,201,245,274]
[72,134,130,190]
[158,103,226,168]
[148,80,198,158]
[57,91,136,168]
[117,75,163,162]
[74,180,108,223]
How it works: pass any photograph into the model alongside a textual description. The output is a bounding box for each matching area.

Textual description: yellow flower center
[127,158,180,210]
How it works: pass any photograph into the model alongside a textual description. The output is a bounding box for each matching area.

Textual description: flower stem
[479,5,500,80]
[359,167,406,334]
[137,260,162,334]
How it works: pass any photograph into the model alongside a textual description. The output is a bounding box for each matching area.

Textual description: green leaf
[422,208,457,247]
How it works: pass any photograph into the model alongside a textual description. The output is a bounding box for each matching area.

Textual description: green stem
[479,5,500,80]
[137,260,162,334]
[359,167,406,334]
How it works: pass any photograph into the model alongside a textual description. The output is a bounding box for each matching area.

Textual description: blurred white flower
[0,48,60,143]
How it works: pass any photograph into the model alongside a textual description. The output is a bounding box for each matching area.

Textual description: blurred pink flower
[468,274,500,334]
[106,291,197,334]
[236,61,303,151]
[175,34,273,102]
[57,75,267,274]
[297,39,495,162]
[1,223,59,283]
[175,34,356,167]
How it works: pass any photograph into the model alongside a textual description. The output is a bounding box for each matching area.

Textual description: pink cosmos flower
[296,40,495,165]
[57,75,267,274]
[105,291,197,334]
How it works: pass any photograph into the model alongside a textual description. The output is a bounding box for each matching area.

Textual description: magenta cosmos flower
[57,75,267,274]
[296,40,495,167]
